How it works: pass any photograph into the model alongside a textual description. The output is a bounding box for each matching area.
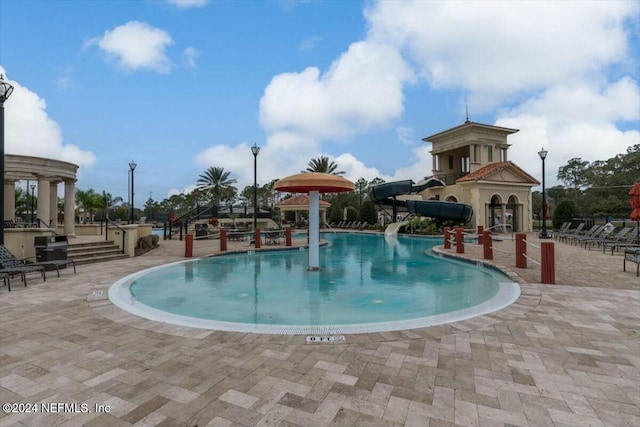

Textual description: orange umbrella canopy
[274,172,354,193]
[630,182,640,221]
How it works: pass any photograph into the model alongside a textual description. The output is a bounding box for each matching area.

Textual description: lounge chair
[556,223,585,243]
[0,245,46,288]
[358,221,368,230]
[565,225,602,246]
[601,228,639,254]
[623,247,640,276]
[584,226,632,251]
[553,222,571,240]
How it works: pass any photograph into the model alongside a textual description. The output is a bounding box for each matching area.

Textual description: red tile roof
[276,194,331,207]
[456,161,540,185]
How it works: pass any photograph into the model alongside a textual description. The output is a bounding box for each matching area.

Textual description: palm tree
[196,166,238,207]
[75,188,103,223]
[100,191,124,219]
[303,156,345,175]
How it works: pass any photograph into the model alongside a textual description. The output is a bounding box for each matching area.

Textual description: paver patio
[1,232,638,426]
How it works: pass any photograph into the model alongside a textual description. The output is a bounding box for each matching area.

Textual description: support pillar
[455,227,464,254]
[3,180,15,222]
[63,179,76,236]
[37,176,51,227]
[541,241,555,284]
[516,233,527,268]
[219,228,227,252]
[483,231,493,260]
[443,227,451,249]
[49,181,59,230]
[308,190,320,270]
[501,203,507,233]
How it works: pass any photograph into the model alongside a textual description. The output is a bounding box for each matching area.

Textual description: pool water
[112,233,519,334]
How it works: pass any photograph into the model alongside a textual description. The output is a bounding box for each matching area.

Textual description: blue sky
[1,0,638,204]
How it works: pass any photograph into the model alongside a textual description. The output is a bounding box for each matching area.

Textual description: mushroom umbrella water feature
[275,172,354,270]
[630,182,640,243]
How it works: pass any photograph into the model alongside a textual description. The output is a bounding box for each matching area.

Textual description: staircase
[67,240,129,265]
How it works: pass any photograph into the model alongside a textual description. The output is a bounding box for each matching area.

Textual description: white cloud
[183,46,199,68]
[1,69,97,170]
[390,145,433,182]
[299,36,322,52]
[496,78,640,187]
[229,1,638,194]
[365,1,637,110]
[260,40,414,141]
[396,126,415,146]
[166,0,209,9]
[88,21,174,73]
[194,133,322,191]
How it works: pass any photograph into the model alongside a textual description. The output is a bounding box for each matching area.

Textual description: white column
[64,179,76,236]
[308,190,320,271]
[501,203,507,233]
[37,176,51,227]
[4,180,16,222]
[49,181,59,230]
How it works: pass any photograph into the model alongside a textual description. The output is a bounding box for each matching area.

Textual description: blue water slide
[370,179,473,222]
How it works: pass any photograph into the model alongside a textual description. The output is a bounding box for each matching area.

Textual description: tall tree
[196,166,238,207]
[303,156,345,175]
[76,188,103,222]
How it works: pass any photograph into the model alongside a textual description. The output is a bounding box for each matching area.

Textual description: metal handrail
[104,217,127,254]
[323,222,337,233]
[35,218,58,234]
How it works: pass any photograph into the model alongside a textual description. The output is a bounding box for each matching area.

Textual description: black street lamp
[251,143,260,230]
[538,147,549,239]
[0,74,15,244]
[129,160,137,223]
[30,183,36,224]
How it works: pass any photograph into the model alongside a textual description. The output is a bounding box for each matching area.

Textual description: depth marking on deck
[306,335,346,344]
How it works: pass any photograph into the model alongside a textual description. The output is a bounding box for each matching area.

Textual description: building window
[487,145,493,162]
[473,144,480,163]
[462,156,470,173]
[448,155,454,170]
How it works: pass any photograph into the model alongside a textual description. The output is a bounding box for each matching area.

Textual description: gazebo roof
[276,194,331,209]
[274,172,354,193]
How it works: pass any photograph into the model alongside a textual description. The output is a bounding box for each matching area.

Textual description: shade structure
[275,173,354,270]
[275,172,355,193]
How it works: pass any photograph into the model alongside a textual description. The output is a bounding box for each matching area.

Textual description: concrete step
[73,253,129,266]
[66,240,128,265]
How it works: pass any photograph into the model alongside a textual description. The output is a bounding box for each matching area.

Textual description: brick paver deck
[1,232,638,426]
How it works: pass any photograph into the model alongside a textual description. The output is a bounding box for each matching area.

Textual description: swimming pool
[109,233,519,334]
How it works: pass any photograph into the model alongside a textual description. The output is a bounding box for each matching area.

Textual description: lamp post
[251,143,260,230]
[30,183,36,224]
[129,160,137,223]
[538,147,549,239]
[0,74,15,245]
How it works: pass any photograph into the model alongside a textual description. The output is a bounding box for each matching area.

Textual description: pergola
[276,194,331,225]
[4,154,78,236]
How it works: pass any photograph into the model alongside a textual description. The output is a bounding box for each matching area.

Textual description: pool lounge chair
[565,225,603,246]
[556,223,586,243]
[623,247,640,276]
[601,228,639,254]
[584,226,632,251]
[0,245,46,288]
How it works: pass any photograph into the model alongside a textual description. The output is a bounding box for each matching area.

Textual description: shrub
[553,200,578,229]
